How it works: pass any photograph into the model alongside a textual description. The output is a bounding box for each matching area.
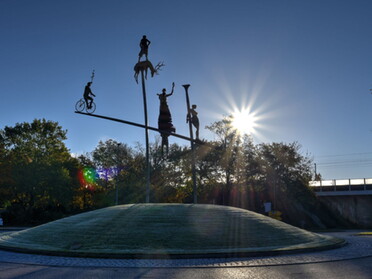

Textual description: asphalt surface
[1,257,372,279]
[0,231,371,278]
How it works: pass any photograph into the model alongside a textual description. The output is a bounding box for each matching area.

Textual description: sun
[231,108,257,135]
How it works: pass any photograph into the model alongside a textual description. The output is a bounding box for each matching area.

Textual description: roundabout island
[0,204,345,259]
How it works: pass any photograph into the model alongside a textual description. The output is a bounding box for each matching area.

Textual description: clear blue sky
[1,0,372,180]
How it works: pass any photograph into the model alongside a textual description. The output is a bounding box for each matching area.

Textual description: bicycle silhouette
[75,99,96,113]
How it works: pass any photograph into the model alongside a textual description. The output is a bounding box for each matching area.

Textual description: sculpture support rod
[141,70,151,203]
[75,111,206,143]
[183,84,197,204]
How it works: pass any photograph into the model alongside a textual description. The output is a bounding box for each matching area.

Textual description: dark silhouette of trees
[0,118,348,229]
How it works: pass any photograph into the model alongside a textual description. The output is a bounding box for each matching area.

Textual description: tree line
[0,118,348,228]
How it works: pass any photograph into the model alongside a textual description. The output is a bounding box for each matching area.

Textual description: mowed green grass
[0,204,344,257]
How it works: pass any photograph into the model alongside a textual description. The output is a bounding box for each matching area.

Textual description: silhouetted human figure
[138,35,151,62]
[187,104,200,140]
[157,82,176,154]
[83,82,96,109]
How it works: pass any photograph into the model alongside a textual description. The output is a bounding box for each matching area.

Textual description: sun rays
[231,108,258,136]
[200,67,287,144]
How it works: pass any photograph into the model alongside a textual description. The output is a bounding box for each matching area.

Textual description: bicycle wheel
[75,99,86,112]
[86,101,96,114]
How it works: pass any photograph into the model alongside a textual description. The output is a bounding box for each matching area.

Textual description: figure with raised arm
[138,35,151,62]
[83,82,96,109]
[157,82,176,154]
[187,104,200,140]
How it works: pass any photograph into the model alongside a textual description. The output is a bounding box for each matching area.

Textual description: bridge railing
[309,178,372,192]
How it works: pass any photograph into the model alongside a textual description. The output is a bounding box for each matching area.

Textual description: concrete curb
[0,232,369,268]
[0,230,346,259]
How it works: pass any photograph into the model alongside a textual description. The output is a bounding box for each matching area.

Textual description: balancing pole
[183,84,197,204]
[140,70,151,203]
[90,69,95,83]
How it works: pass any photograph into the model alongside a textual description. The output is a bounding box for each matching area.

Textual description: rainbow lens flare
[78,167,98,190]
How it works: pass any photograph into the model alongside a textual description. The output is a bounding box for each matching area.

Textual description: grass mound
[0,204,344,258]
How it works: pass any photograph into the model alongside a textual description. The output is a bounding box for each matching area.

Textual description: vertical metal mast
[141,70,151,203]
[183,84,197,204]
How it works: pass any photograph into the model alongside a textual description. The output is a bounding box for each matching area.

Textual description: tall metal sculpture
[183,84,197,204]
[157,82,176,155]
[134,35,163,203]
[76,37,203,204]
[187,104,200,140]
[138,35,151,62]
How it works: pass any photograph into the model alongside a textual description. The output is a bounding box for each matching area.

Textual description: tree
[201,117,345,228]
[150,139,190,203]
[91,139,147,204]
[205,115,243,204]
[0,135,13,207]
[92,139,133,180]
[255,142,312,206]
[0,119,79,224]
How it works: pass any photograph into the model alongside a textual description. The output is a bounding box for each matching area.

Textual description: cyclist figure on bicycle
[83,82,96,109]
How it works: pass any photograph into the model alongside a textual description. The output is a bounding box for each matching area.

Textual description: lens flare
[78,167,98,190]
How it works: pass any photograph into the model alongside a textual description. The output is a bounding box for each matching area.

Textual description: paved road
[1,257,372,279]
[0,231,371,278]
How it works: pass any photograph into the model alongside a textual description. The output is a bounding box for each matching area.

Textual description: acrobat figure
[83,82,96,109]
[157,82,176,154]
[187,104,200,140]
[138,35,151,62]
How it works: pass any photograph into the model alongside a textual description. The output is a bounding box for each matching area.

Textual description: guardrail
[309,178,372,194]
